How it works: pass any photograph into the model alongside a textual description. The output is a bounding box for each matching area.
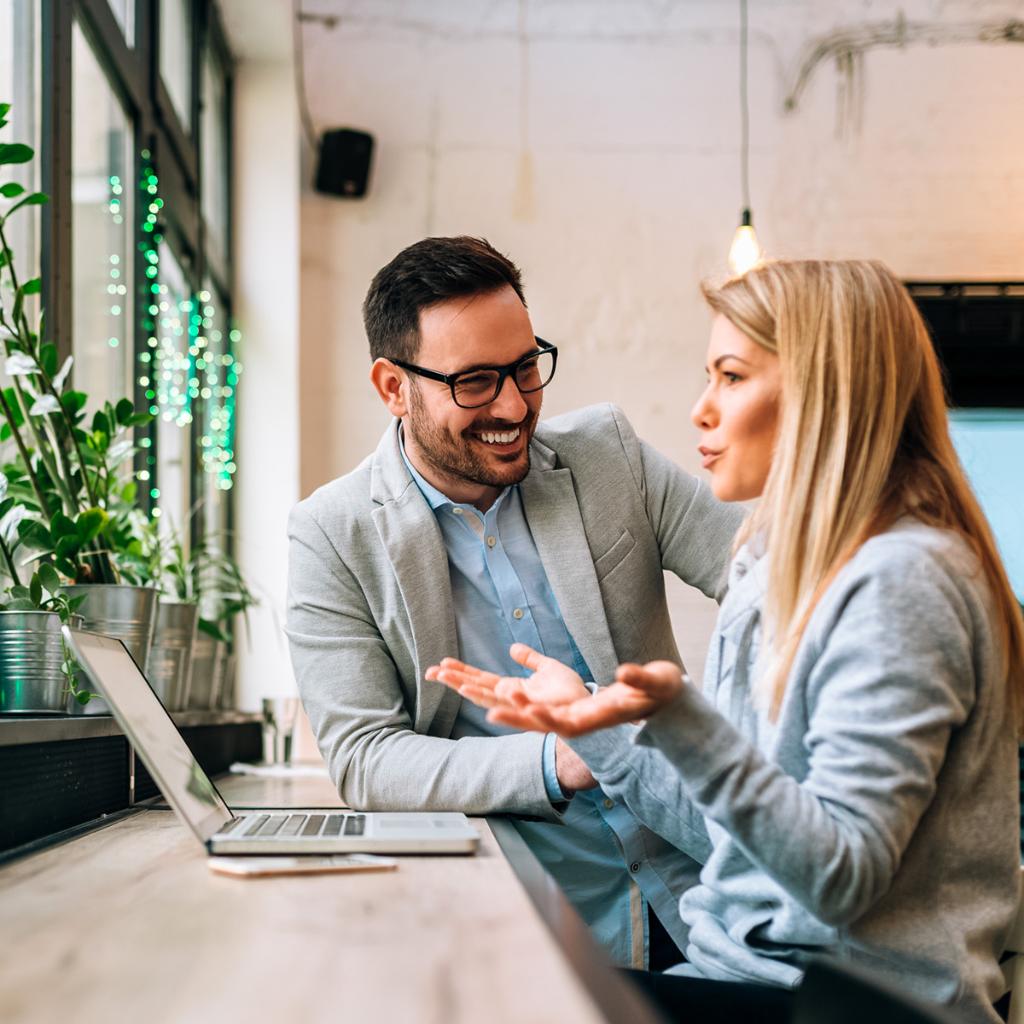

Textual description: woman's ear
[370,358,408,418]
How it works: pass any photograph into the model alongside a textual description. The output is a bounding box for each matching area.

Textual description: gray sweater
[570,519,1019,1022]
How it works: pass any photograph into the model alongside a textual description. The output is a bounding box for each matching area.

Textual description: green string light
[135,155,242,494]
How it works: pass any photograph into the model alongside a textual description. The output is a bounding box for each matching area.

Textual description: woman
[428,260,1024,1023]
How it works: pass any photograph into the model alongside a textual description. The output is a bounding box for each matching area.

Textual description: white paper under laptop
[63,627,479,855]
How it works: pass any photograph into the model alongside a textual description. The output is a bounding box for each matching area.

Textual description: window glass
[108,0,134,45]
[152,241,193,537]
[195,280,233,547]
[0,0,41,306]
[200,47,228,269]
[160,0,193,131]
[71,19,134,408]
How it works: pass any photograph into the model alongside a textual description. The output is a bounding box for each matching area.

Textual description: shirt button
[512,608,524,620]
[486,536,496,548]
[629,861,640,874]
[452,508,463,516]
[603,798,614,810]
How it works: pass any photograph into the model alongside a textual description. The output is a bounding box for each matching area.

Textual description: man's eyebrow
[449,346,541,376]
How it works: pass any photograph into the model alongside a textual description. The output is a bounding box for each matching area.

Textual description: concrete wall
[229,0,1024,691]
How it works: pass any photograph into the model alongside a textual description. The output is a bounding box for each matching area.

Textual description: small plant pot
[145,600,198,711]
[61,584,158,715]
[189,630,226,710]
[0,610,69,714]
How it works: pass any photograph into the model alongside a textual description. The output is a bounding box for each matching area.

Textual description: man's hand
[427,642,591,710]
[555,737,597,794]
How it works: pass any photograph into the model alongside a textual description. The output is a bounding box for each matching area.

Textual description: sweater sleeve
[591,542,980,925]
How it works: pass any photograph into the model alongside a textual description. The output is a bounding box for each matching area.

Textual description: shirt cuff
[542,732,570,803]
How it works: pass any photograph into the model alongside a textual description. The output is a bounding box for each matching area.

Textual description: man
[286,236,742,969]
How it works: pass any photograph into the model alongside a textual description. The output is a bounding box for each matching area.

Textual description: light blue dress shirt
[400,436,682,968]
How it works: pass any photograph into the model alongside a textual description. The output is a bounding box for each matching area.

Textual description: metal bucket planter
[216,650,236,709]
[0,610,69,714]
[188,629,226,710]
[144,600,198,711]
[61,584,158,715]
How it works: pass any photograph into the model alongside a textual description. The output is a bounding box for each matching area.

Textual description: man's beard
[406,384,535,491]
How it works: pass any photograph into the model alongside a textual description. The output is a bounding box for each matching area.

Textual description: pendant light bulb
[728,208,762,275]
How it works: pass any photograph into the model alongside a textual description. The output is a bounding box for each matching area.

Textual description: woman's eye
[723,372,743,384]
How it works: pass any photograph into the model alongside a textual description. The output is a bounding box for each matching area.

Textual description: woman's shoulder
[819,519,991,638]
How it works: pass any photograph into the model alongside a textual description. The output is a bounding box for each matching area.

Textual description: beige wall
[291,0,1024,680]
[225,0,1024,695]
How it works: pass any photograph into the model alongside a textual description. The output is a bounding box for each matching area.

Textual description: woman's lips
[699,446,723,470]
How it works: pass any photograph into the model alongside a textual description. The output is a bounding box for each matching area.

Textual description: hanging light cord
[293,0,319,153]
[739,0,751,214]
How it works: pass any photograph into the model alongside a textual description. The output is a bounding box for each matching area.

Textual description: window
[71,18,134,407]
[107,0,134,45]
[196,279,232,546]
[0,0,41,297]
[153,241,193,536]
[160,0,194,132]
[201,43,228,270]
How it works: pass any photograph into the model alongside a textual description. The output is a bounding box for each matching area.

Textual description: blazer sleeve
[607,406,743,602]
[286,502,563,821]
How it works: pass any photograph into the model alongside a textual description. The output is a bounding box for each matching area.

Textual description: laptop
[63,627,480,855]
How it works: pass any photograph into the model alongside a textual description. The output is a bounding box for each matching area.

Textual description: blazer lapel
[519,447,620,685]
[370,423,461,736]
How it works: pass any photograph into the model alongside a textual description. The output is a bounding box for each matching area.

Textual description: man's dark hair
[363,236,526,362]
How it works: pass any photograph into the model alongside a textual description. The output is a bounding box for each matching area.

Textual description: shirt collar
[398,427,512,513]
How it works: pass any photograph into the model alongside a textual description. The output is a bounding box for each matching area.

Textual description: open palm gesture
[427,644,686,737]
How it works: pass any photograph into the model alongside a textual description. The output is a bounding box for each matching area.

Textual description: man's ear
[370,358,408,417]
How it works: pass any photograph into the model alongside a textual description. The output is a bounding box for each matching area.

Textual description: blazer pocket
[593,529,636,580]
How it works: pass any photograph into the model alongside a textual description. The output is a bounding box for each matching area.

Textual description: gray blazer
[286,403,742,820]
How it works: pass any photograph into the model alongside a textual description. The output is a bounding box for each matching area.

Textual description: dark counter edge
[489,816,670,1024]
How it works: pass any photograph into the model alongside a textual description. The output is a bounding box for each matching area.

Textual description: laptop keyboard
[228,812,366,840]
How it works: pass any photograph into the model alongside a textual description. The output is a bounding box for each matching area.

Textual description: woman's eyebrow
[710,354,753,370]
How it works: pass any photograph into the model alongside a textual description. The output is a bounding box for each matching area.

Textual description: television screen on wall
[948,409,1024,602]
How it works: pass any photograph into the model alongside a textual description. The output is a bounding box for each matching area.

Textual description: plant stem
[0,532,21,586]
[0,385,51,518]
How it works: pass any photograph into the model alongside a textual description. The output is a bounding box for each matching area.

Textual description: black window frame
[34,0,236,543]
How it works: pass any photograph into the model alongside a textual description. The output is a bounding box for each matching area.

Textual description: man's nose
[489,374,528,420]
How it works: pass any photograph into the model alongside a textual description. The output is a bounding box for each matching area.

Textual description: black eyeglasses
[391,337,558,409]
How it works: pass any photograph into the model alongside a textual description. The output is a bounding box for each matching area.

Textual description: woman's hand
[427,646,687,738]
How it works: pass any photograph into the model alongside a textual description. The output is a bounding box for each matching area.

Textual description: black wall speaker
[314,128,374,198]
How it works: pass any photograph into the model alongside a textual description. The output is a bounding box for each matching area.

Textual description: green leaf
[67,594,87,612]
[7,192,48,217]
[5,596,36,611]
[128,412,154,427]
[61,391,88,416]
[51,512,77,540]
[39,342,57,378]
[10,584,30,599]
[0,102,10,123]
[115,398,134,425]
[76,508,108,544]
[75,690,92,706]
[0,182,25,198]
[18,276,41,296]
[38,562,61,595]
[0,143,33,165]
[92,410,110,436]
[29,574,41,605]
[55,535,80,560]
[17,519,50,549]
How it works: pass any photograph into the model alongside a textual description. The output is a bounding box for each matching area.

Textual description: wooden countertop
[0,771,662,1024]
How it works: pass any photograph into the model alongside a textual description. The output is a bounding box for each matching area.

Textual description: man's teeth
[478,428,521,445]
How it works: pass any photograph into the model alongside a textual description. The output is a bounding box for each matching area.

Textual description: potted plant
[188,540,257,710]
[0,102,157,714]
[0,472,90,712]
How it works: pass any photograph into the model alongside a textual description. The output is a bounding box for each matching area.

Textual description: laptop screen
[64,627,232,844]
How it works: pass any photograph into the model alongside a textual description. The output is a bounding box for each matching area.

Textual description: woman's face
[690,314,782,503]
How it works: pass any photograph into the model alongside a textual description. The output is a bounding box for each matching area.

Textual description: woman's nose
[691,384,717,430]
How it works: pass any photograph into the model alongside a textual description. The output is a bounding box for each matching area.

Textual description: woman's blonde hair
[702,258,1024,725]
